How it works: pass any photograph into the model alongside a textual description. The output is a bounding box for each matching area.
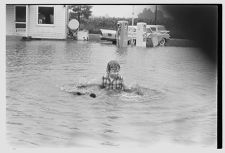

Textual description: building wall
[6,5,67,39]
[28,5,67,39]
[6,5,16,35]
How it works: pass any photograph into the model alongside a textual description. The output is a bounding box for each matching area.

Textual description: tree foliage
[137,8,165,23]
[69,5,92,22]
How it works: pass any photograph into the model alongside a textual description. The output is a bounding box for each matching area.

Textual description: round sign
[68,19,79,30]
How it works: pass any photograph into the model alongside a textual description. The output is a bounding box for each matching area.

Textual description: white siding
[6,5,16,35]
[6,5,67,39]
[28,5,67,39]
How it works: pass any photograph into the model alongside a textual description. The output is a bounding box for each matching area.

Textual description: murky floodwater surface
[6,37,217,147]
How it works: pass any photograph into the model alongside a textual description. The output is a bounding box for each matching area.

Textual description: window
[16,6,26,22]
[150,27,156,32]
[146,28,152,33]
[38,6,54,24]
[15,6,26,29]
[158,26,166,31]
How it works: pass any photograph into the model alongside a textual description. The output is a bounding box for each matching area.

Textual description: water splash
[61,82,165,102]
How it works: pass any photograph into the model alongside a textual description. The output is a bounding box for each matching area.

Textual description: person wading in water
[101,60,124,90]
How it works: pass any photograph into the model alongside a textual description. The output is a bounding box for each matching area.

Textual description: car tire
[159,38,166,46]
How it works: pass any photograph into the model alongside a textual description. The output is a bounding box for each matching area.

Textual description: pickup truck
[100,25,170,46]
[100,29,117,44]
[146,25,171,46]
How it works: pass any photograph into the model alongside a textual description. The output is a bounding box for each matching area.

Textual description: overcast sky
[91,5,157,18]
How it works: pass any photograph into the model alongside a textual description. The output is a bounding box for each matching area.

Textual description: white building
[6,5,69,39]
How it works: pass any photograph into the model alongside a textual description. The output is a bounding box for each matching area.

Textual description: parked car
[100,25,170,46]
[100,28,136,45]
[100,29,117,44]
[146,25,171,46]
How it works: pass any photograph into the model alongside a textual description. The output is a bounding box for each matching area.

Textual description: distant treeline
[78,17,187,39]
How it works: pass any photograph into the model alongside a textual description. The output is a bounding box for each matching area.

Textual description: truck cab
[146,25,171,46]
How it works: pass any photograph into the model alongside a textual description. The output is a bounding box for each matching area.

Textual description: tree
[138,8,154,20]
[69,5,92,22]
[137,8,165,24]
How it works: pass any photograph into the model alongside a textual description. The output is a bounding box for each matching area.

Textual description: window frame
[150,27,157,32]
[37,5,55,27]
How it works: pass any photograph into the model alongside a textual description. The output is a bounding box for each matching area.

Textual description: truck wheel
[159,38,166,46]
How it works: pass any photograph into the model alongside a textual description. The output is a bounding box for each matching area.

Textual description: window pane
[38,7,54,24]
[158,26,166,31]
[16,6,26,22]
[146,28,152,33]
[15,23,26,28]
[151,27,156,31]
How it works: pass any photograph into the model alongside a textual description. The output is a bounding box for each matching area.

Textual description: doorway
[15,6,26,35]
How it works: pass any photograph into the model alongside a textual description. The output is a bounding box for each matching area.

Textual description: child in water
[101,60,125,90]
[101,60,143,96]
[73,60,142,98]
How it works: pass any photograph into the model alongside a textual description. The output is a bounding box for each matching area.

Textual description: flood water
[6,37,217,148]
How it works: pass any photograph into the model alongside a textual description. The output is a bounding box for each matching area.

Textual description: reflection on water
[6,37,217,147]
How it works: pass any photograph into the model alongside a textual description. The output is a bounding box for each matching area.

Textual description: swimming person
[101,60,124,90]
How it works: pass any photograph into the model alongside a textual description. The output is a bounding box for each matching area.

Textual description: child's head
[106,60,120,77]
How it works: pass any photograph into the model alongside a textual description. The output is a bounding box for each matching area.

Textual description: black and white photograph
[1,1,222,151]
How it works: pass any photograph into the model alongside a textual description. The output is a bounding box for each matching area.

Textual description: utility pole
[131,5,135,46]
[78,5,81,23]
[155,5,157,25]
[132,5,134,26]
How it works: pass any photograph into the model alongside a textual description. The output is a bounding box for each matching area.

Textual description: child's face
[109,66,119,73]
[109,66,119,78]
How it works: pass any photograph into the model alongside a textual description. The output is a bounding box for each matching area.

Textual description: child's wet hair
[106,60,120,73]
